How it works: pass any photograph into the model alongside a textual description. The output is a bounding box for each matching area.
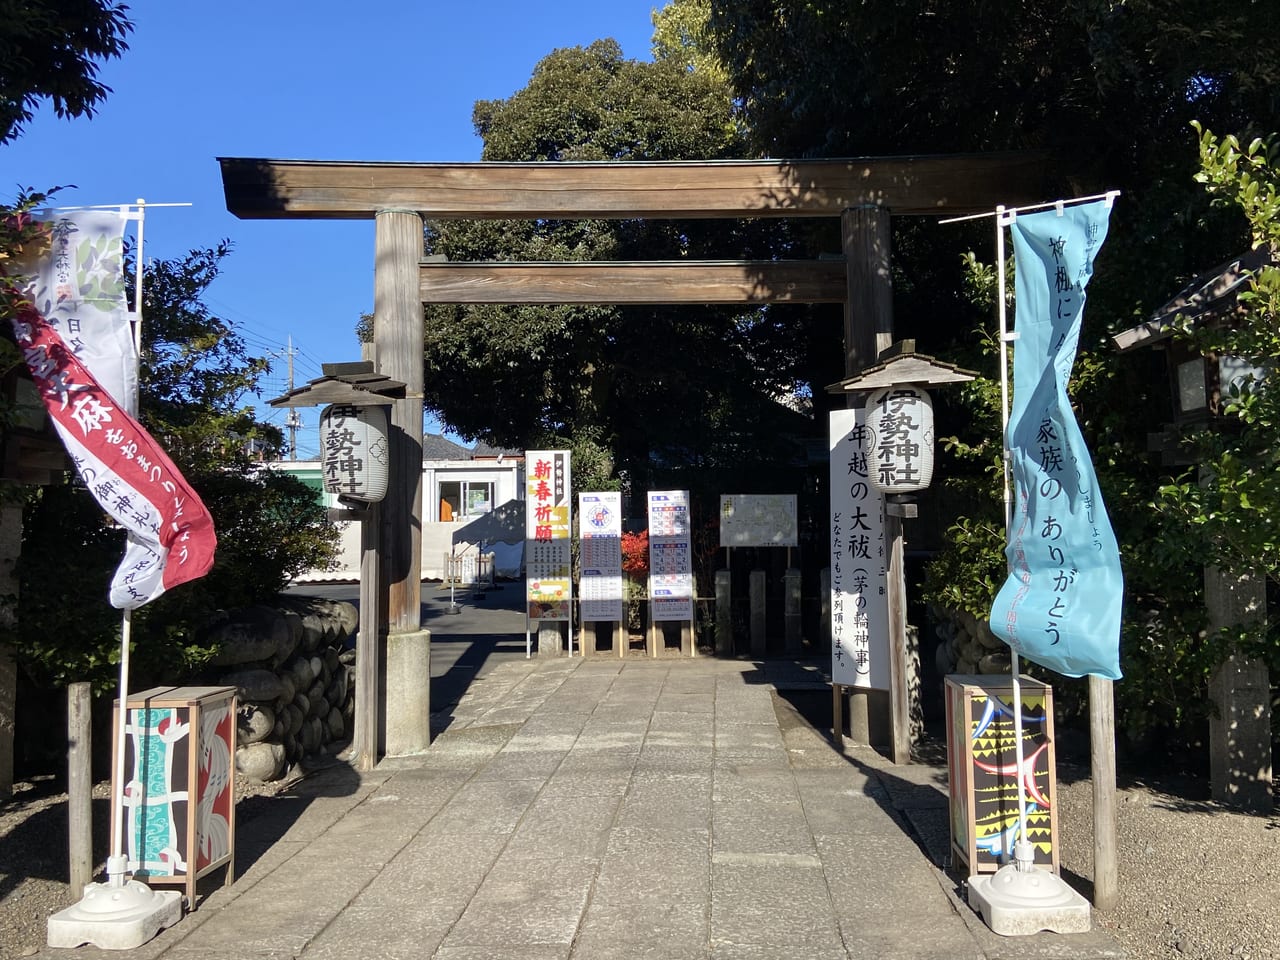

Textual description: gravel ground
[2,753,1277,959]
[1052,761,1280,960]
[0,771,292,960]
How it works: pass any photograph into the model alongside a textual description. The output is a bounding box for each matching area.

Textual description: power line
[202,296,331,375]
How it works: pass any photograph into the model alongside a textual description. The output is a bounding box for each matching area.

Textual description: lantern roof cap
[268,361,406,408]
[1112,246,1275,354]
[825,340,977,394]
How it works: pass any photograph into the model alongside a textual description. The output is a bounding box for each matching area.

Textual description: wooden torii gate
[220,152,1049,764]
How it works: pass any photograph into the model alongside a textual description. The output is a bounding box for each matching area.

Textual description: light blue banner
[989,200,1123,679]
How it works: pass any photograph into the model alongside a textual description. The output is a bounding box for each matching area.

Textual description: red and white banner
[11,303,216,608]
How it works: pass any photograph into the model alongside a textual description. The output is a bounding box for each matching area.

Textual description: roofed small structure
[267,361,405,408]
[1112,247,1274,353]
[825,340,977,393]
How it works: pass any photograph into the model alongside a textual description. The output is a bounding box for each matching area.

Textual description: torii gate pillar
[839,204,913,762]
[374,209,431,756]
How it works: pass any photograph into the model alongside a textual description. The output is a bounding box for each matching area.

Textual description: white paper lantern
[319,404,390,503]
[866,385,934,494]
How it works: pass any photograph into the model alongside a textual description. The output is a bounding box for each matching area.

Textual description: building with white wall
[267,435,525,582]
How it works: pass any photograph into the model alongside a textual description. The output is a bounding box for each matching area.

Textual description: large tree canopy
[702,0,1280,746]
[708,0,1280,161]
[707,0,1280,313]
[0,0,133,143]
[415,39,817,494]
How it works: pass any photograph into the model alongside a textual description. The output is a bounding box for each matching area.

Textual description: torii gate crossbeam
[220,153,1047,220]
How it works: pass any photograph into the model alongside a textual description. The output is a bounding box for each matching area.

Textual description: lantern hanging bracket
[884,494,919,519]
[336,496,375,512]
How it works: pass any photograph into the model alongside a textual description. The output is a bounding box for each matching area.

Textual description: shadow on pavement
[290,579,529,737]
[773,687,954,867]
[773,686,1109,909]
[231,756,363,886]
[429,635,529,736]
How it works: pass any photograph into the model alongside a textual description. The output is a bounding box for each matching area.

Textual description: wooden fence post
[67,682,93,893]
[1089,675,1118,912]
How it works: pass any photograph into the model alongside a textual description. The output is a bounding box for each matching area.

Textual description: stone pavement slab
[50,656,1125,960]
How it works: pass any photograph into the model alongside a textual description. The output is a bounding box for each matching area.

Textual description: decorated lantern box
[944,674,1059,875]
[111,686,237,905]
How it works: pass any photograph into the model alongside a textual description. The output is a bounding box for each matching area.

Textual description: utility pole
[286,335,301,460]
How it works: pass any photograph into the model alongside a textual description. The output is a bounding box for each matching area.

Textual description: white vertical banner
[829,409,890,689]
[648,489,693,622]
[525,450,572,621]
[579,491,623,622]
[28,210,139,413]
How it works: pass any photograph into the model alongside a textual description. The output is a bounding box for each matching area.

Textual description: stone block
[220,668,284,703]
[715,569,732,656]
[236,740,286,781]
[749,569,766,658]
[385,629,432,756]
[208,605,293,666]
[237,702,275,745]
[784,567,802,655]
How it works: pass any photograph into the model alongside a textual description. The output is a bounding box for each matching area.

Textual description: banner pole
[38,202,205,948]
[131,200,144,360]
[995,208,1013,533]
[107,607,132,887]
[128,199,145,419]
[939,190,1119,225]
[956,200,1103,934]
[995,207,1034,871]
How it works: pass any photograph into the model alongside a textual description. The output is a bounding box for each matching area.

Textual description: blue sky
[0,1,661,457]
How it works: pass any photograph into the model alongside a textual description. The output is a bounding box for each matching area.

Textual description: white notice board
[579,491,623,622]
[829,410,889,690]
[648,490,693,621]
[719,494,798,547]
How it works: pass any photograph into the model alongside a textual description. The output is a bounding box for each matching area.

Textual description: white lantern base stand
[967,848,1092,937]
[48,857,182,951]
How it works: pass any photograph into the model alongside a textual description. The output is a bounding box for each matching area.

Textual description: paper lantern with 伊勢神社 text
[319,404,389,503]
[866,385,934,494]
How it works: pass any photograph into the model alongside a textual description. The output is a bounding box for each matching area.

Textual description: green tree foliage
[707,1,1279,161]
[417,38,814,502]
[651,0,729,86]
[11,238,339,690]
[706,0,1280,311]
[134,242,278,471]
[473,37,736,163]
[1154,126,1280,658]
[704,0,1280,749]
[0,0,134,143]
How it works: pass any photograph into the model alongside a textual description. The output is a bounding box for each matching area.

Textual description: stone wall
[931,606,1011,677]
[205,597,358,783]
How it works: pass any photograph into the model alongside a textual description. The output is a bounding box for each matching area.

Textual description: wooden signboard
[944,674,1058,875]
